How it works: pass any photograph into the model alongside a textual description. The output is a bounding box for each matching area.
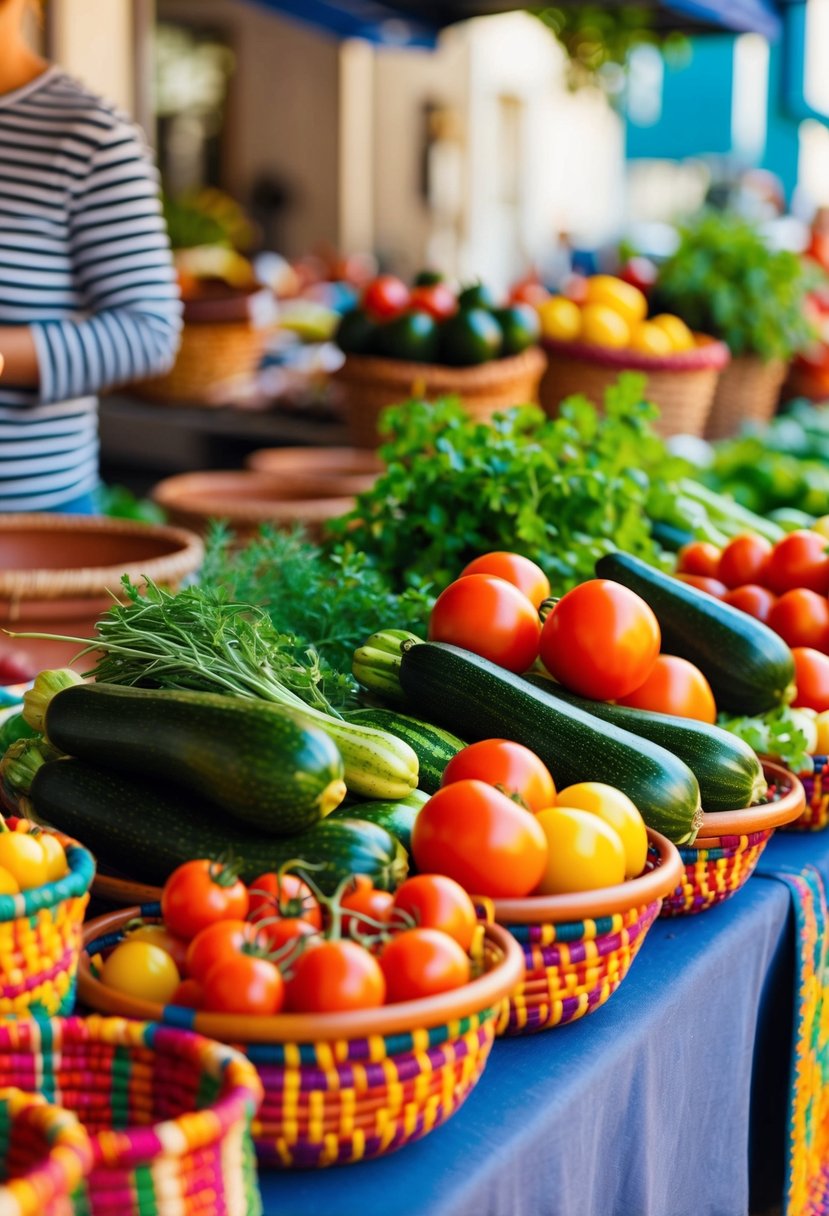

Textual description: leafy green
[98,483,166,525]
[718,706,814,775]
[327,374,683,593]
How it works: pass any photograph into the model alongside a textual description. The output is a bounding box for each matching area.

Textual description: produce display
[538,273,697,356]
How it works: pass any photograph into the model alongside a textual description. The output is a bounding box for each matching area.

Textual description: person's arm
[3,115,182,402]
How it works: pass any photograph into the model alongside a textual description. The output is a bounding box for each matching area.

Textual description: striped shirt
[0,65,181,510]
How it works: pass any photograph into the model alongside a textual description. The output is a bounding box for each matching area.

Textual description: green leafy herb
[718,705,815,775]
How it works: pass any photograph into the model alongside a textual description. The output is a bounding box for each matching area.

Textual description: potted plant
[652,211,817,438]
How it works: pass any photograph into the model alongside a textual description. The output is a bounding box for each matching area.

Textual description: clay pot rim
[151,470,357,523]
[245,446,384,476]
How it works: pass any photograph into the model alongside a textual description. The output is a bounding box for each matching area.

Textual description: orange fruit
[537,296,581,342]
[580,304,630,349]
[584,275,647,326]
[650,314,695,352]
[629,321,673,356]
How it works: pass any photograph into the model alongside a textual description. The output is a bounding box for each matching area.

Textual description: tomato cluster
[97,859,480,1017]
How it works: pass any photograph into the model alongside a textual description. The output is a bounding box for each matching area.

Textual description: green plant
[653,211,818,360]
[536,6,688,93]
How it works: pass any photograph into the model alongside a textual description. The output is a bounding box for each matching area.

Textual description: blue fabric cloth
[34,487,102,516]
[260,880,792,1216]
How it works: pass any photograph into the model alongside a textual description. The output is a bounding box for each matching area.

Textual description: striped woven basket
[0,1017,263,1216]
[482,828,683,1035]
[780,756,829,832]
[660,760,805,916]
[0,1088,92,1216]
[0,823,94,1016]
[77,915,524,1168]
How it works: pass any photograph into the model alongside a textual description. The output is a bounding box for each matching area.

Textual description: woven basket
[540,335,730,438]
[660,761,805,916]
[780,756,829,832]
[703,354,788,440]
[0,1017,263,1216]
[334,347,547,448]
[479,828,682,1035]
[0,822,94,1016]
[0,1088,92,1216]
[78,915,524,1168]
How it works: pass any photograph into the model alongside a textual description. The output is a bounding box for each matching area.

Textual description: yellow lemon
[537,296,582,343]
[533,806,626,895]
[555,783,648,879]
[580,304,630,349]
[629,321,673,357]
[650,313,695,352]
[584,275,647,326]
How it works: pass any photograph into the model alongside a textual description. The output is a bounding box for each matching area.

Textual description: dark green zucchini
[330,789,429,853]
[40,683,346,836]
[595,552,795,715]
[27,758,407,893]
[399,641,702,844]
[523,673,766,811]
[344,709,464,793]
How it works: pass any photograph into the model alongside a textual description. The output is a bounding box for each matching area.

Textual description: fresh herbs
[718,706,816,775]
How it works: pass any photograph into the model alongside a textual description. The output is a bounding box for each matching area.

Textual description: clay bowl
[0,514,203,674]
[245,446,383,495]
[151,470,355,543]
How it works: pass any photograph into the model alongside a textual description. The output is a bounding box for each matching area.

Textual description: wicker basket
[781,756,829,832]
[0,1017,263,1216]
[0,1089,92,1216]
[78,915,524,1168]
[659,761,805,916]
[480,828,682,1035]
[540,335,730,438]
[703,354,788,440]
[334,347,547,448]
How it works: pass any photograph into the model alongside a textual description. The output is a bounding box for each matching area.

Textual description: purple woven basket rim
[542,334,731,372]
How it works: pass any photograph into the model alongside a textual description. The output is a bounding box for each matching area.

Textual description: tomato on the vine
[768,589,829,651]
[764,531,829,596]
[617,654,717,724]
[380,928,470,1004]
[161,859,249,940]
[248,872,322,932]
[441,739,556,812]
[459,551,551,610]
[390,874,477,950]
[341,875,394,938]
[202,954,284,1016]
[539,579,660,700]
[429,574,541,673]
[362,275,409,320]
[285,940,386,1013]
[185,919,269,983]
[677,541,721,579]
[723,584,776,624]
[716,534,772,589]
[792,647,829,712]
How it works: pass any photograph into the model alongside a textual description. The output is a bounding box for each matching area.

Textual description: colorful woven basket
[781,756,829,832]
[0,1017,263,1216]
[0,823,94,1016]
[482,828,683,1035]
[0,1088,92,1216]
[660,760,806,916]
[77,915,524,1168]
[703,353,788,440]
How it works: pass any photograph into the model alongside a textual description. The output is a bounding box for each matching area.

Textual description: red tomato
[412,780,548,898]
[792,647,829,711]
[161,860,249,940]
[247,873,322,931]
[362,275,409,320]
[409,283,457,320]
[380,928,470,1003]
[258,917,320,952]
[390,874,477,950]
[675,574,728,598]
[0,650,35,685]
[459,551,551,610]
[619,257,657,293]
[441,739,556,812]
[428,575,541,673]
[764,531,829,595]
[185,919,268,983]
[677,541,722,579]
[285,940,386,1013]
[716,534,773,589]
[617,655,717,723]
[723,584,776,624]
[202,954,284,1016]
[171,979,204,1009]
[510,281,550,307]
[768,589,829,651]
[341,876,394,938]
[562,274,587,304]
[539,579,660,700]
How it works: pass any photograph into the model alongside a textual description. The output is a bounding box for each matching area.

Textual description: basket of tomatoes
[77,858,524,1169]
[536,275,730,438]
[333,273,546,448]
[0,1088,92,1216]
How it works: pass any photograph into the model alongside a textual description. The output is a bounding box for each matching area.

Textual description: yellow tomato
[0,833,49,890]
[580,304,630,350]
[36,834,67,883]
[584,275,647,326]
[650,314,695,352]
[629,321,673,357]
[555,783,648,879]
[101,941,181,1005]
[537,296,581,342]
[816,710,829,754]
[811,515,829,540]
[0,867,19,896]
[533,806,626,895]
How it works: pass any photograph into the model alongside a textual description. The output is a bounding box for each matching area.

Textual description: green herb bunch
[653,211,817,361]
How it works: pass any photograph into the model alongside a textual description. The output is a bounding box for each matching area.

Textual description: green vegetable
[330,789,429,854]
[352,630,423,705]
[344,708,465,793]
[377,312,440,362]
[25,758,408,893]
[492,304,540,355]
[0,712,38,754]
[595,552,796,715]
[439,308,502,365]
[336,308,379,356]
[397,639,703,844]
[718,706,816,774]
[457,283,497,311]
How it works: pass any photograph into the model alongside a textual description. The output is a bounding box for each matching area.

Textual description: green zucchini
[330,789,429,853]
[399,641,703,844]
[27,758,408,893]
[595,552,796,716]
[344,709,465,793]
[41,683,347,836]
[352,631,421,705]
[523,674,766,811]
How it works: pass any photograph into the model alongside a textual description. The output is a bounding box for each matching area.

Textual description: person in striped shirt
[0,0,182,512]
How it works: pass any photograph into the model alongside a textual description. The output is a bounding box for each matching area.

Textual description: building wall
[44,0,136,115]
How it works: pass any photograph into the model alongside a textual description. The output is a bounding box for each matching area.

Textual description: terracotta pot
[0,515,203,675]
[151,470,355,543]
[245,446,383,494]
